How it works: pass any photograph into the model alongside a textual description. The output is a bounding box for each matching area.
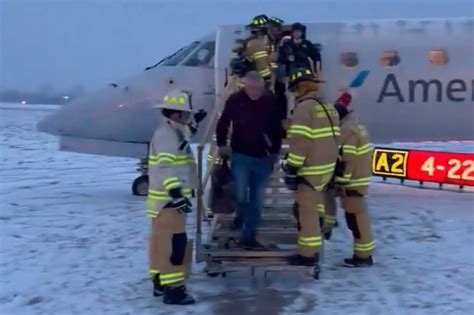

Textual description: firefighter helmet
[154,89,194,112]
[288,68,324,90]
[246,14,269,30]
[268,17,284,27]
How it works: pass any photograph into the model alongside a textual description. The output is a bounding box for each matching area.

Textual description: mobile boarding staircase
[194,103,321,280]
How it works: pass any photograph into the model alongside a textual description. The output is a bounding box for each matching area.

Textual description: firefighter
[147,89,206,305]
[283,68,340,267]
[322,92,353,240]
[266,17,288,122]
[266,17,285,75]
[331,102,375,267]
[244,15,273,89]
[228,39,252,94]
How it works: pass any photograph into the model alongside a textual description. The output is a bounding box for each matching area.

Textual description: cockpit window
[183,41,215,67]
[144,41,201,70]
[161,41,201,66]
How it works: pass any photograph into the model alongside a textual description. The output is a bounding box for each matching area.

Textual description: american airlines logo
[377,74,474,103]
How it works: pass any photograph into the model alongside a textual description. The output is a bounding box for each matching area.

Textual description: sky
[0,0,473,92]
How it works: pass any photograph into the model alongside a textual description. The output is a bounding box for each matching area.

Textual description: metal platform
[195,142,321,280]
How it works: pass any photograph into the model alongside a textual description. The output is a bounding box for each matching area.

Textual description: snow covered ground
[1,105,473,315]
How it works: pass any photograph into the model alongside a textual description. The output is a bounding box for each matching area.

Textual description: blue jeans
[231,153,273,242]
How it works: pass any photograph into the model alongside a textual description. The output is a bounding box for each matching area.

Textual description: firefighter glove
[167,197,192,214]
[193,109,208,124]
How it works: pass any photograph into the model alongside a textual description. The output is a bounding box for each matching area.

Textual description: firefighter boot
[344,255,374,268]
[288,253,319,267]
[163,286,195,305]
[152,274,163,297]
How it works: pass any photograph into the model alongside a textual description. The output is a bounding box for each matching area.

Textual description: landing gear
[312,265,320,280]
[132,158,149,196]
[132,175,149,196]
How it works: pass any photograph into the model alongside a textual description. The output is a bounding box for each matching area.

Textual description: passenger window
[184,41,215,68]
[380,51,400,67]
[429,49,448,65]
[340,52,359,67]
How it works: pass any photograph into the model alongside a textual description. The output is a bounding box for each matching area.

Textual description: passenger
[281,23,322,77]
[147,89,207,305]
[244,15,273,89]
[283,68,340,267]
[216,71,284,250]
[328,100,375,267]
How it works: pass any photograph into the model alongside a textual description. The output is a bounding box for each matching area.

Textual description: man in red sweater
[216,71,284,249]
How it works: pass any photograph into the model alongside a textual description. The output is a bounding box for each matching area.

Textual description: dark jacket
[216,90,283,158]
[280,39,321,73]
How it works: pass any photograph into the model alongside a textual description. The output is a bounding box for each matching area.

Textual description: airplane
[37,17,474,196]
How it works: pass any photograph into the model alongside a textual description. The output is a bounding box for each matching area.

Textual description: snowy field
[1,104,473,315]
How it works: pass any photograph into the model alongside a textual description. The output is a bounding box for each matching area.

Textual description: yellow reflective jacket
[335,113,373,195]
[244,36,271,78]
[146,120,197,217]
[287,95,340,191]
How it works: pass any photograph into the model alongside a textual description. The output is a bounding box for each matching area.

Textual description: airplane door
[214,26,246,110]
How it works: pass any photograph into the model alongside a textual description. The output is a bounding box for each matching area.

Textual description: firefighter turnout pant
[341,191,375,258]
[149,207,193,287]
[323,189,338,229]
[293,184,323,257]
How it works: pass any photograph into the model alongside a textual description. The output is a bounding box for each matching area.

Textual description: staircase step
[213,214,296,229]
[211,228,298,245]
[263,204,293,210]
[206,249,295,260]
[264,194,294,200]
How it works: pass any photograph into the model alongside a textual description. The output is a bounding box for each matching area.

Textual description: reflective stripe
[288,125,341,139]
[287,153,305,167]
[252,51,268,60]
[344,177,371,188]
[342,145,357,155]
[316,204,325,215]
[325,215,336,224]
[259,67,271,77]
[298,236,322,247]
[270,62,278,69]
[357,143,373,155]
[354,241,375,252]
[160,272,185,285]
[149,153,194,166]
[163,177,181,190]
[298,163,336,176]
[147,209,159,217]
[149,269,160,276]
[342,143,373,156]
[313,183,327,191]
[335,173,352,183]
[207,154,223,165]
